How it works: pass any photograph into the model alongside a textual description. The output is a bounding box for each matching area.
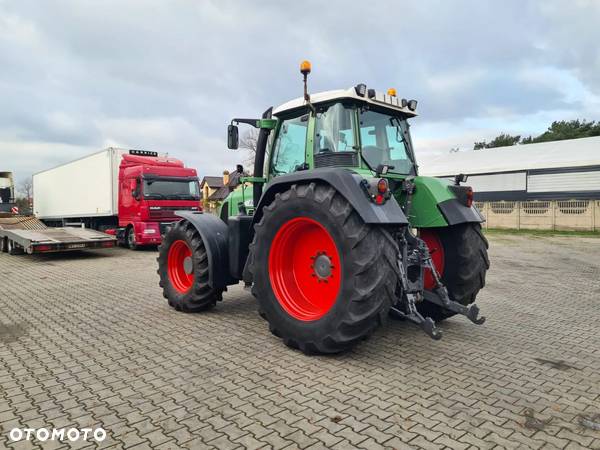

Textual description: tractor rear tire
[417,223,489,322]
[157,219,223,312]
[248,182,400,355]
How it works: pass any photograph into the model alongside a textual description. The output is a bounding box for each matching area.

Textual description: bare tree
[239,128,259,169]
[19,177,33,200]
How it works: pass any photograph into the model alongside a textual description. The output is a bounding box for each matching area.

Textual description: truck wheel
[157,220,223,312]
[418,223,489,322]
[249,182,400,354]
[127,226,138,250]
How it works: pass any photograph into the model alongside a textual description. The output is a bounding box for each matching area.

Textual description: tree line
[473,119,600,150]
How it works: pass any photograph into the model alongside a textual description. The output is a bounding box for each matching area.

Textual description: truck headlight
[143,229,157,234]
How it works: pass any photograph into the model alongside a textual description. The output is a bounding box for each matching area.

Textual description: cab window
[359,109,413,174]
[314,103,355,153]
[271,115,308,175]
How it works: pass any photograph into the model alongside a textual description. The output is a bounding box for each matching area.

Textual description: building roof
[419,136,600,177]
[200,176,224,189]
[207,185,230,201]
[273,86,418,117]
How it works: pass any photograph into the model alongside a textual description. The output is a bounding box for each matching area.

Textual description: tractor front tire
[418,223,489,322]
[157,220,223,312]
[249,182,400,355]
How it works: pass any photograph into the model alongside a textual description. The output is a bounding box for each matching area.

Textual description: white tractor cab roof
[273,85,418,118]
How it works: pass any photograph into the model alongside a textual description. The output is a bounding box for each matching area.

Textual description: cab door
[119,177,138,222]
[269,114,309,178]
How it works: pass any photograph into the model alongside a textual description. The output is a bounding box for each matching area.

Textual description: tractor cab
[269,86,419,178]
[225,74,422,216]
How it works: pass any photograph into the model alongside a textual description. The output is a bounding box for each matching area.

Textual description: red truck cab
[118,152,201,248]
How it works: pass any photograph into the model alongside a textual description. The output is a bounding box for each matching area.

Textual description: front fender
[175,211,236,288]
[410,176,484,227]
[253,168,409,227]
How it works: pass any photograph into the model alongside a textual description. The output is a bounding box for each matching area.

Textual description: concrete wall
[476,200,599,231]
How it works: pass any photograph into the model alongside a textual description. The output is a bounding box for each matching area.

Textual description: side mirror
[131,189,139,200]
[227,124,239,149]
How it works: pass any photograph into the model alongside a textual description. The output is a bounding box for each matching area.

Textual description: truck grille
[149,206,199,219]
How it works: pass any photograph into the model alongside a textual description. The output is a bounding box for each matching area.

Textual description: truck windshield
[359,108,415,175]
[143,179,200,200]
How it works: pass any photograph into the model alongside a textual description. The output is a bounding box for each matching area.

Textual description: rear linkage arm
[391,234,443,340]
[423,255,486,326]
[390,178,485,340]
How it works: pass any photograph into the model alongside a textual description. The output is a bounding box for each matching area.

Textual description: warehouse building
[419,136,600,231]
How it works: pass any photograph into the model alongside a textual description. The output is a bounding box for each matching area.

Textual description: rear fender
[410,176,484,228]
[252,168,409,228]
[175,211,237,288]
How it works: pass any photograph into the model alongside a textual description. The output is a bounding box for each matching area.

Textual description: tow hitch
[391,231,486,340]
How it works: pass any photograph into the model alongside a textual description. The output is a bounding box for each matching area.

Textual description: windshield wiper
[144,193,165,199]
[389,117,407,145]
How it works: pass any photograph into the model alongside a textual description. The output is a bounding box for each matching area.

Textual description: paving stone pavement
[1,233,599,449]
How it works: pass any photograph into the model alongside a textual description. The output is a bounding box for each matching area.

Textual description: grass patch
[484,228,600,238]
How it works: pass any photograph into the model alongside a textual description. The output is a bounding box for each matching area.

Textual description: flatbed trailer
[0,214,116,255]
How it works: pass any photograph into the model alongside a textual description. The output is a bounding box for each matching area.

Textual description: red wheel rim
[167,240,194,293]
[269,217,341,321]
[420,229,445,290]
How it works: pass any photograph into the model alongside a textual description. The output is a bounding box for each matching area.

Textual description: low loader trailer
[0,214,116,255]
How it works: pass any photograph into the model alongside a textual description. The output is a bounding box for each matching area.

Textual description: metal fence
[475,200,600,231]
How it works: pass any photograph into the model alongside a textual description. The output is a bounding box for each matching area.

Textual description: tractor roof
[273,86,418,117]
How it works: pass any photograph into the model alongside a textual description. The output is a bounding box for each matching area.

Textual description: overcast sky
[2,0,599,187]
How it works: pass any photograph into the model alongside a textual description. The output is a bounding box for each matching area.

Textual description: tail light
[34,245,52,252]
[448,185,474,208]
[361,178,392,205]
[101,241,115,248]
[466,187,473,208]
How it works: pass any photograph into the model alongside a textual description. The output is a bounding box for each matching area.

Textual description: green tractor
[157,61,489,354]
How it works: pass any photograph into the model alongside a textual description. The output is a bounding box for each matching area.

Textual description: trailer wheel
[127,226,138,250]
[157,219,223,312]
[418,223,489,322]
[249,182,400,354]
[7,239,24,256]
[0,237,6,253]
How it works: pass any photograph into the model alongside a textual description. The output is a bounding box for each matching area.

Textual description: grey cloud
[1,0,599,183]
